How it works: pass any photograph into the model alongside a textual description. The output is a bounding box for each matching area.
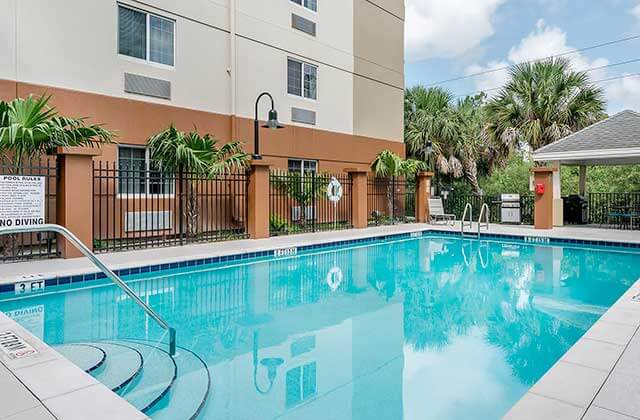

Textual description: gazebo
[531,110,640,229]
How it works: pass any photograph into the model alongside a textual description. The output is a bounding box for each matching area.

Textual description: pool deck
[0,222,640,419]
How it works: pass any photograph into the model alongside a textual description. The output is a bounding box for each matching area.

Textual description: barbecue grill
[500,194,521,224]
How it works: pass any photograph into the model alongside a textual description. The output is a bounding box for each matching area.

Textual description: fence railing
[269,171,353,236]
[587,192,640,229]
[443,193,535,225]
[0,158,58,262]
[367,176,416,226]
[93,161,249,253]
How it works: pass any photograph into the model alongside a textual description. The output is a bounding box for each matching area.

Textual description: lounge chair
[428,198,456,225]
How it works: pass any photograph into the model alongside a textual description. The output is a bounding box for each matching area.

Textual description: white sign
[14,275,46,296]
[0,175,46,228]
[0,330,37,360]
[274,247,297,257]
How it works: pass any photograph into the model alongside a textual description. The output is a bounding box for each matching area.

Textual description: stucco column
[531,167,557,230]
[551,161,563,226]
[247,160,271,239]
[56,147,101,258]
[415,172,434,223]
[345,168,368,229]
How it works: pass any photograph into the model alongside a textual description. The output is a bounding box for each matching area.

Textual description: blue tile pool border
[2,229,640,294]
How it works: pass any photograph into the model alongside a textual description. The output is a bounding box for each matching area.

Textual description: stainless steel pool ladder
[477,203,490,238]
[0,224,176,356]
[461,203,473,234]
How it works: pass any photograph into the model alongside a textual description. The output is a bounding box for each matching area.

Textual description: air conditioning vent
[291,14,316,36]
[124,73,171,100]
[291,107,316,125]
[125,211,172,232]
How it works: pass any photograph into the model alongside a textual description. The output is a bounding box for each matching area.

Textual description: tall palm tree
[0,95,114,170]
[147,125,249,237]
[485,58,606,160]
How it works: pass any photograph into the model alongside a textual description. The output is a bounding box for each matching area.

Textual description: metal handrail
[0,224,176,355]
[461,203,473,234]
[478,203,490,238]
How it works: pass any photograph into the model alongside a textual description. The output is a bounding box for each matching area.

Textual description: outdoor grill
[500,193,521,224]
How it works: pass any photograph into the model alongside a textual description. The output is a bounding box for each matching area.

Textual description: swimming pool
[1,234,639,419]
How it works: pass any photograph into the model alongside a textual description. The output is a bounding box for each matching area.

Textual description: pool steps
[53,340,210,419]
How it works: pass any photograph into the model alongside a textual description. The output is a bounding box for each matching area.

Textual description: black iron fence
[587,192,640,229]
[443,193,535,225]
[269,171,353,236]
[93,161,249,253]
[0,158,58,262]
[368,176,416,226]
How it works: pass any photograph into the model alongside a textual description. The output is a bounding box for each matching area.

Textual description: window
[118,5,174,66]
[288,159,317,174]
[291,0,317,12]
[286,363,317,407]
[287,59,317,100]
[118,146,174,195]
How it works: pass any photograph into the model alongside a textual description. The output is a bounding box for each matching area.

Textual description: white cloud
[632,2,640,19]
[466,20,612,100]
[405,0,507,62]
[464,61,511,96]
[606,76,640,113]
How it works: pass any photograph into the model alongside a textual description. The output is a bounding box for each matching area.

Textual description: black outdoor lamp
[253,92,284,160]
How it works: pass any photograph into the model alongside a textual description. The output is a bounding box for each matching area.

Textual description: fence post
[345,168,368,229]
[247,160,271,239]
[416,172,434,223]
[531,167,556,229]
[56,147,101,258]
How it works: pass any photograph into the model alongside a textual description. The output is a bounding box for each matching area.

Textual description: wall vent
[124,73,171,100]
[291,14,316,36]
[291,107,317,125]
[125,211,173,232]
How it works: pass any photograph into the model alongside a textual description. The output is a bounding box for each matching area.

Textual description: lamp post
[252,330,284,394]
[253,92,284,160]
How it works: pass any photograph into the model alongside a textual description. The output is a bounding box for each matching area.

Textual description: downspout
[229,0,237,142]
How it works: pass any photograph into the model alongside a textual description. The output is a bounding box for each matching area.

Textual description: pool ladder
[461,202,490,239]
[0,224,176,355]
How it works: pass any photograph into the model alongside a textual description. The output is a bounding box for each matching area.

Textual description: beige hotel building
[0,0,405,172]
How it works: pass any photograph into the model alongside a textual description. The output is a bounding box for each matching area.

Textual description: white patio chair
[428,198,456,225]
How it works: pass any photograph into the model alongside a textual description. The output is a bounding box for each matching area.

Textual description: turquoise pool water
[1,235,640,419]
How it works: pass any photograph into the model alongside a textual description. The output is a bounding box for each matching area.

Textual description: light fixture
[253,92,285,160]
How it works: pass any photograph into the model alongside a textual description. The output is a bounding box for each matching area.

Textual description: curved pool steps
[54,343,106,373]
[53,340,210,420]
[145,346,211,420]
[115,340,177,412]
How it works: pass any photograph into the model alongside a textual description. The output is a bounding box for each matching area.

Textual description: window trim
[287,58,318,101]
[117,3,176,69]
[116,144,175,198]
[290,0,318,13]
[288,158,318,173]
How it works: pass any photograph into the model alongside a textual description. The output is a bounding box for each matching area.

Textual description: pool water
[1,235,640,420]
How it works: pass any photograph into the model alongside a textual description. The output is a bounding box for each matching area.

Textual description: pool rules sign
[0,175,46,228]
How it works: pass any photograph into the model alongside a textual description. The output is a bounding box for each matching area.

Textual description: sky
[404,0,640,113]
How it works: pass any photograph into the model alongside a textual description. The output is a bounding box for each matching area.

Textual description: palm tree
[270,170,325,230]
[405,87,488,194]
[147,125,249,237]
[0,95,114,170]
[371,150,427,219]
[485,58,606,160]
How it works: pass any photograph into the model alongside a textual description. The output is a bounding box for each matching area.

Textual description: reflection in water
[1,237,639,420]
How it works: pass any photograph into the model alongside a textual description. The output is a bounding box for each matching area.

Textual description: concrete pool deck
[0,222,640,419]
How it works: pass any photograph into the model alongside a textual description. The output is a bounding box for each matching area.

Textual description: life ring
[326,177,343,203]
[326,266,343,291]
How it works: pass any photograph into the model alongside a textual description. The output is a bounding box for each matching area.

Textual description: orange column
[247,160,271,239]
[56,147,102,258]
[532,167,557,230]
[345,168,368,229]
[416,172,434,223]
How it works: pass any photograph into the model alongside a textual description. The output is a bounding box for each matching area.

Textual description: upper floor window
[291,0,317,12]
[118,5,175,66]
[118,146,174,195]
[287,59,317,100]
